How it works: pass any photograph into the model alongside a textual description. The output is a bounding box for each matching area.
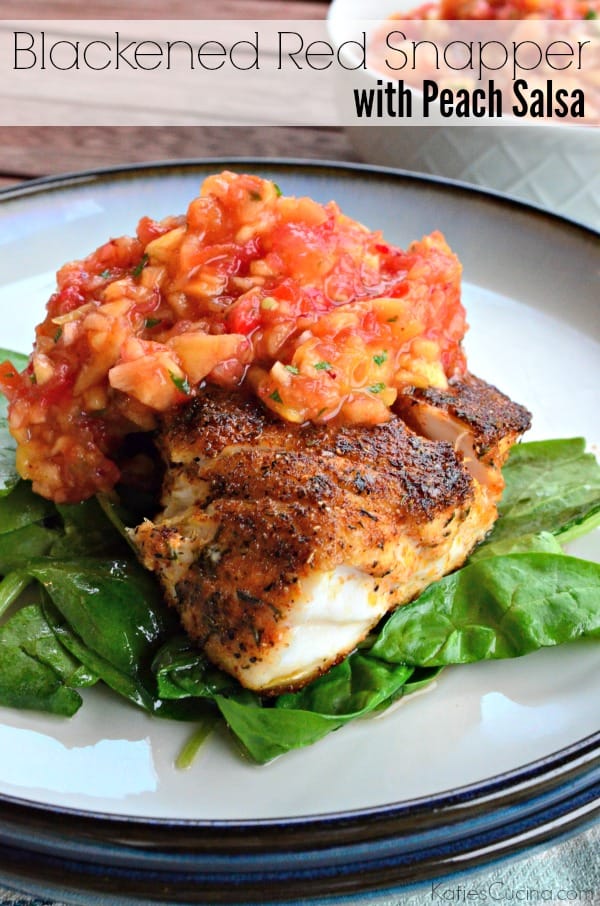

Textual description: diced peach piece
[51,303,94,325]
[138,265,166,291]
[74,319,129,394]
[278,196,328,227]
[185,271,228,300]
[340,393,393,425]
[168,332,250,384]
[109,350,186,410]
[146,226,186,264]
[32,353,55,385]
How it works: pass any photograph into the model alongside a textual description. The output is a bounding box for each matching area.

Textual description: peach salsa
[1,170,466,504]
[397,0,598,18]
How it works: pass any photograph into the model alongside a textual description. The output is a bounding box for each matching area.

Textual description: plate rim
[0,728,598,836]
[0,158,598,855]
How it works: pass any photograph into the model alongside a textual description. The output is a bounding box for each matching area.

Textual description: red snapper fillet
[132,378,530,693]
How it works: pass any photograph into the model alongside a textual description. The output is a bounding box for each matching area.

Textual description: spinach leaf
[153,635,241,700]
[0,571,33,619]
[491,438,600,542]
[371,553,600,667]
[0,601,94,716]
[0,490,125,569]
[222,655,414,763]
[469,530,563,563]
[154,639,418,762]
[276,653,413,716]
[0,435,19,499]
[0,524,56,574]
[0,480,54,535]
[44,596,202,721]
[43,596,157,712]
[52,498,129,558]
[29,560,202,720]
[373,666,444,711]
[26,558,175,677]
[0,349,28,496]
[216,696,345,764]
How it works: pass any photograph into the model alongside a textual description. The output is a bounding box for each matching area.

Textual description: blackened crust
[396,374,531,456]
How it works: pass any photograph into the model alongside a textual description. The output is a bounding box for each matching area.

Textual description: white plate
[0,162,598,901]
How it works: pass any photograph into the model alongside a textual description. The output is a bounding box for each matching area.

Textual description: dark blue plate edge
[0,784,598,904]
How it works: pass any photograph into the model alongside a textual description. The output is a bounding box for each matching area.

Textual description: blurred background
[1,0,598,229]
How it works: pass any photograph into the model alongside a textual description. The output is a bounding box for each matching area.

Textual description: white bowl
[327,0,600,229]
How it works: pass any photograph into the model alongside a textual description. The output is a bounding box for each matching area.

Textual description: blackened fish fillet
[131,379,530,693]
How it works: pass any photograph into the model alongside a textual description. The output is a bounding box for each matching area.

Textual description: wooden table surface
[0,0,358,191]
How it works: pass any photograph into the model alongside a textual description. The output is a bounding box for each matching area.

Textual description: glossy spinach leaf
[43,597,157,712]
[155,639,418,762]
[0,480,54,535]
[492,438,600,542]
[0,601,94,716]
[469,530,563,563]
[0,433,19,500]
[27,558,175,678]
[52,498,129,558]
[0,571,33,621]
[371,553,600,667]
[216,696,345,764]
[31,560,201,720]
[153,635,241,701]
[0,524,56,574]
[0,488,126,572]
[219,654,414,763]
[372,666,444,711]
[43,595,215,721]
[276,653,413,716]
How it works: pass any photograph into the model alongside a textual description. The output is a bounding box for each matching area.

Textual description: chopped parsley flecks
[368,382,386,394]
[373,351,388,366]
[270,389,283,404]
[170,372,191,395]
[131,254,149,278]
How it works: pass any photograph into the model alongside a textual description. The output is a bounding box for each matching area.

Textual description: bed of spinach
[1,346,599,764]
